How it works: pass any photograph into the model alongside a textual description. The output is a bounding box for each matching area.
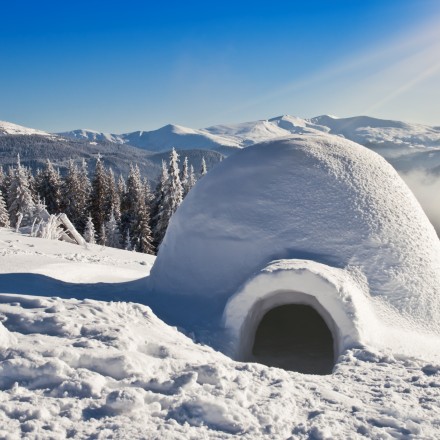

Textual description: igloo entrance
[250,304,335,375]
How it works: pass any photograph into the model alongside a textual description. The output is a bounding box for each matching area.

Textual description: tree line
[0,150,208,254]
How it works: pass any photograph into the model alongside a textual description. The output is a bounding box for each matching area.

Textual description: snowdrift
[149,133,440,365]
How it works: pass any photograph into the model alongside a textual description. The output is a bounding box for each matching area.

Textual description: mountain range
[2,114,440,178]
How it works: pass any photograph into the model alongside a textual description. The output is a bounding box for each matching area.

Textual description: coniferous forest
[0,148,203,254]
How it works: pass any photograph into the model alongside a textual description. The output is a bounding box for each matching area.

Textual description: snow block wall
[149,133,440,363]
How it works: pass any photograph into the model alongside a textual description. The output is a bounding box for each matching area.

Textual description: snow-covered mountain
[57,128,125,144]
[204,115,327,146]
[311,115,440,151]
[5,114,440,176]
[310,115,440,174]
[0,120,56,138]
[59,116,328,153]
[58,114,440,167]
[122,124,241,154]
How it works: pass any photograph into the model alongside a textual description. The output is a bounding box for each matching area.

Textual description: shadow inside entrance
[252,304,334,375]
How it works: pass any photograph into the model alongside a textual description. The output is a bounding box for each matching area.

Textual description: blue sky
[1,0,439,132]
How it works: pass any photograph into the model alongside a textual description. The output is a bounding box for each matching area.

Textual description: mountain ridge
[2,114,440,174]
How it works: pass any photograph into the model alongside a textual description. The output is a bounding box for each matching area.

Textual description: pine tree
[151,161,168,230]
[181,156,189,196]
[153,149,183,247]
[105,168,121,221]
[188,165,197,191]
[122,164,154,254]
[77,159,92,232]
[183,161,197,197]
[26,167,38,203]
[0,189,10,228]
[62,160,87,230]
[7,155,35,228]
[83,215,96,244]
[105,211,122,248]
[36,159,62,213]
[200,156,207,177]
[134,203,154,254]
[90,155,108,238]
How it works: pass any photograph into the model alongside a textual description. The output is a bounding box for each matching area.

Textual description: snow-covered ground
[1,228,440,439]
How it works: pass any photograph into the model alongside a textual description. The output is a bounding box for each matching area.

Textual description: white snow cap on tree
[149,133,440,363]
[83,216,96,245]
[153,150,183,247]
[105,211,122,248]
[200,156,207,176]
[7,155,35,228]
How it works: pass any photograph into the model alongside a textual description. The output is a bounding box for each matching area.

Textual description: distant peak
[0,120,53,137]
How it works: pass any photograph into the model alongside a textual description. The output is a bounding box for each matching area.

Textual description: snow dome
[148,133,440,373]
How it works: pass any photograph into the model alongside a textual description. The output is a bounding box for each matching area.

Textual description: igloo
[148,133,440,373]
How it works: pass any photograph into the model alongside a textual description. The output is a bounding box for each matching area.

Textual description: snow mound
[0,322,14,349]
[149,133,440,362]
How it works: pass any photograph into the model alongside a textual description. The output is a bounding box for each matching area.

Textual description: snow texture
[150,133,440,361]
[1,229,440,439]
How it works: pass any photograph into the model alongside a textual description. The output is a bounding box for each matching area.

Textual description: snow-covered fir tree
[26,167,38,203]
[200,156,207,177]
[151,160,168,231]
[123,164,154,254]
[89,155,108,242]
[105,168,121,221]
[181,156,189,195]
[77,159,91,232]
[7,155,35,228]
[105,211,122,248]
[153,149,183,247]
[183,161,197,197]
[37,159,62,214]
[188,164,197,192]
[83,215,96,244]
[0,189,10,228]
[152,161,169,246]
[62,160,88,232]
[134,203,154,253]
[167,148,183,207]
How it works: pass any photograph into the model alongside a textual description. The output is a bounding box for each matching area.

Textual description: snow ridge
[0,121,55,138]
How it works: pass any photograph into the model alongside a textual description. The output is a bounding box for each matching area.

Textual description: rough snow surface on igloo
[149,133,440,361]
